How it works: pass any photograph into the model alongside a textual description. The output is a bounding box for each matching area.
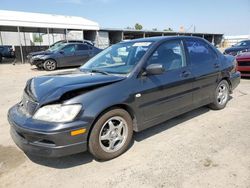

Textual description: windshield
[48,43,66,52]
[80,41,153,74]
[233,41,248,47]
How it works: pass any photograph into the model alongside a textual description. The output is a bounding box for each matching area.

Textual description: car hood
[25,70,126,104]
[225,46,247,52]
[236,52,250,60]
[29,50,53,57]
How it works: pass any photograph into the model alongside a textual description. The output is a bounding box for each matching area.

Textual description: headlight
[33,104,82,122]
[32,55,45,59]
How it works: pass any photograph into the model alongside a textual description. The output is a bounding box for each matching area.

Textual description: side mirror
[145,64,165,75]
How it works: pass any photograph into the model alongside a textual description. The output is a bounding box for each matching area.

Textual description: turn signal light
[71,129,86,136]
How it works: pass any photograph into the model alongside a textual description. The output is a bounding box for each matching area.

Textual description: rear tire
[209,80,229,110]
[88,108,133,161]
[43,59,57,71]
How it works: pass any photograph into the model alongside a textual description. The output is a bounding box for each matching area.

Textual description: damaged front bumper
[8,104,88,157]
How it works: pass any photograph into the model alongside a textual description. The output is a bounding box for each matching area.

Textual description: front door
[75,44,91,66]
[59,44,77,67]
[135,39,194,129]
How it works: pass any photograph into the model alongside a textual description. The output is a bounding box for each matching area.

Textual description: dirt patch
[0,145,26,177]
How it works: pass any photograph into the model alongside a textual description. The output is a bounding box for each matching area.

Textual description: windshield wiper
[91,69,109,75]
[81,68,109,75]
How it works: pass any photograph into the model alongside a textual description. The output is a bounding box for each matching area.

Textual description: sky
[1,0,250,35]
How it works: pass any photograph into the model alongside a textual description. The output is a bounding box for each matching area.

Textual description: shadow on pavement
[134,106,210,142]
[27,106,219,168]
[27,151,94,168]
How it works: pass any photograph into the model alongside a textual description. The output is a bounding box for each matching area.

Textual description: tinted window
[62,44,75,54]
[246,41,250,45]
[76,44,89,51]
[147,40,186,71]
[185,39,217,65]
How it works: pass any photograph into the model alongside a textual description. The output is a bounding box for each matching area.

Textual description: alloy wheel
[45,60,56,70]
[217,83,228,105]
[99,116,128,153]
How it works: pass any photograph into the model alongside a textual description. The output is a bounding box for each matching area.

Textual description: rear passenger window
[185,39,217,65]
[77,44,89,51]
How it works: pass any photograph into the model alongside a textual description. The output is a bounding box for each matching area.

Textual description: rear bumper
[8,105,88,157]
[229,71,241,91]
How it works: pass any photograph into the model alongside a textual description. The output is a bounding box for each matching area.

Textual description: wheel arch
[219,76,232,92]
[87,103,138,142]
[44,58,57,64]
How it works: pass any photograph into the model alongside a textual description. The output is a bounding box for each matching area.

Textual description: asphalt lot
[0,63,250,188]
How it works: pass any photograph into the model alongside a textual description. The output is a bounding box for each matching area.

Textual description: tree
[135,23,143,30]
[33,33,43,43]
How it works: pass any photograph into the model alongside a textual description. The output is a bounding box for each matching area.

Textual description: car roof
[120,36,204,43]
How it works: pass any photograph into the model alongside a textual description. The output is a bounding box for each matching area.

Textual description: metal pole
[96,31,99,48]
[0,31,3,45]
[39,31,41,46]
[17,26,24,64]
[47,28,50,47]
[143,32,146,38]
[65,29,68,42]
[51,29,55,44]
[121,31,124,41]
[23,32,27,63]
[212,35,215,45]
[82,29,84,40]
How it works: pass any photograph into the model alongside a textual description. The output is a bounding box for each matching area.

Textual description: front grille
[19,92,38,115]
[238,61,250,66]
[240,71,250,75]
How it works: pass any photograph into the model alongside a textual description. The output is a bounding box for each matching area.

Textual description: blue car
[224,40,250,56]
[0,45,15,62]
[27,42,102,71]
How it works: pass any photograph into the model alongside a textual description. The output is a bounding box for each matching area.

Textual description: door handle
[214,63,220,68]
[181,71,191,78]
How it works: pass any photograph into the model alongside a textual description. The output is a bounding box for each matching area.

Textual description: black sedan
[27,42,102,70]
[8,36,240,160]
[224,40,250,56]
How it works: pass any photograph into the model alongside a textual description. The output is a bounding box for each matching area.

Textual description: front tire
[88,108,133,161]
[209,80,230,110]
[43,59,57,71]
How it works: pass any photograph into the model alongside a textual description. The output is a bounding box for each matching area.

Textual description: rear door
[135,39,194,129]
[75,44,91,66]
[184,38,220,107]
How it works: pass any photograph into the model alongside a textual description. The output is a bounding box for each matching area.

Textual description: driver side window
[62,44,76,54]
[147,40,186,71]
